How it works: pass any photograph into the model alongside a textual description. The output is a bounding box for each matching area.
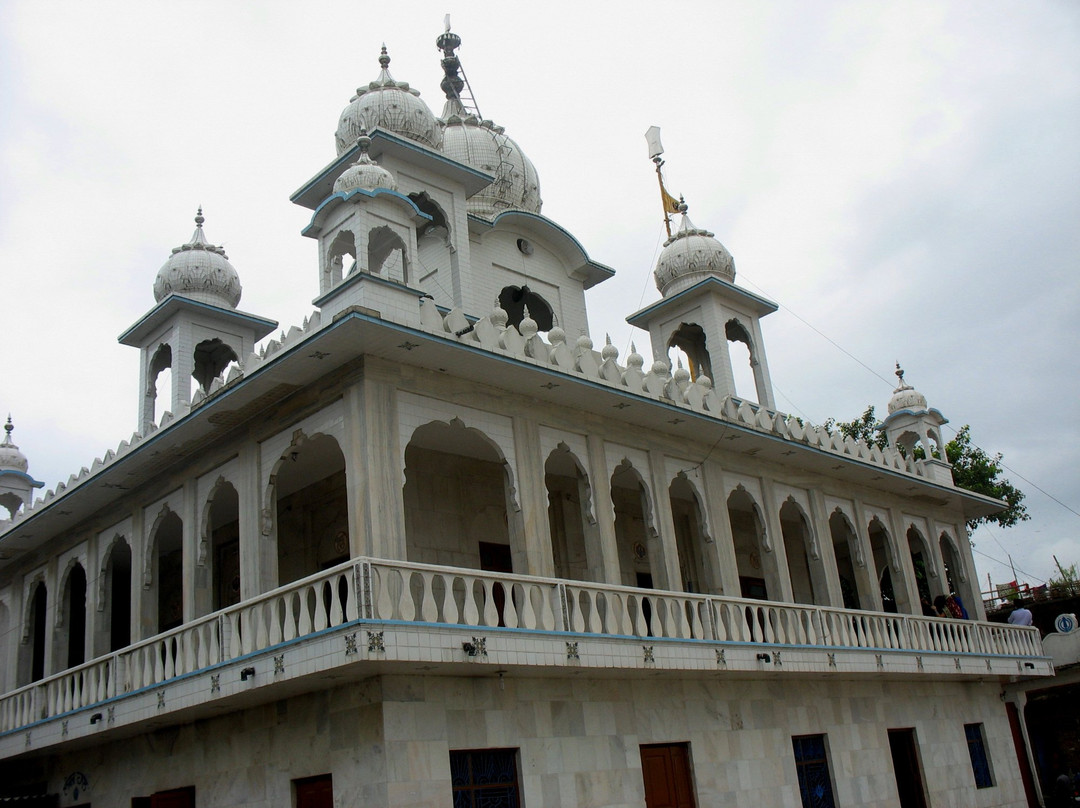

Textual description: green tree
[826,407,1028,532]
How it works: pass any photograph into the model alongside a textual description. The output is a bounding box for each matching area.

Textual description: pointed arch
[611,458,659,589]
[727,485,772,600]
[146,504,184,634]
[98,535,132,654]
[403,418,522,573]
[868,517,906,613]
[907,525,939,608]
[368,225,409,284]
[57,561,87,670]
[829,509,866,610]
[669,473,714,593]
[325,229,356,289]
[192,338,239,393]
[268,431,349,586]
[19,578,47,685]
[201,477,241,611]
[780,497,827,606]
[545,443,600,582]
[667,323,713,382]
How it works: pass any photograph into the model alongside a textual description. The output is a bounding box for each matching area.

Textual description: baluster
[420,572,438,622]
[441,575,460,625]
[313,582,329,632]
[520,584,538,630]
[374,568,393,620]
[481,580,499,627]
[330,577,346,627]
[538,585,556,631]
[566,589,583,633]
[395,573,414,622]
[462,576,480,626]
[347,565,361,622]
[501,583,519,629]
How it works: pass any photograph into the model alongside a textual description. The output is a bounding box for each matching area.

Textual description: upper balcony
[0,557,1049,762]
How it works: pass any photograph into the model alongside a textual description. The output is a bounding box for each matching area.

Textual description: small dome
[441,111,542,218]
[334,132,397,194]
[0,417,29,473]
[154,210,242,309]
[654,204,735,297]
[335,46,442,155]
[887,364,929,414]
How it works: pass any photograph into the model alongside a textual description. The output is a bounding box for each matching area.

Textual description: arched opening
[0,602,8,693]
[403,420,519,572]
[103,539,131,653]
[152,510,184,634]
[368,225,409,284]
[725,319,758,402]
[61,563,87,670]
[868,518,901,613]
[829,511,863,610]
[22,581,47,684]
[545,444,597,582]
[192,338,239,393]
[907,526,937,610]
[410,192,453,290]
[727,488,769,600]
[274,435,349,586]
[498,285,554,332]
[939,532,975,614]
[326,230,356,287]
[669,475,711,593]
[610,460,658,589]
[207,482,241,611]
[780,499,825,605]
[667,323,712,382]
[148,343,172,426]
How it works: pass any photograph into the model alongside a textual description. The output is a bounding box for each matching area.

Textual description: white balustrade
[0,557,1046,737]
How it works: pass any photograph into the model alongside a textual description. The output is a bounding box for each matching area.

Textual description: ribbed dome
[0,417,28,473]
[153,210,242,309]
[334,132,397,194]
[654,206,735,297]
[335,46,442,155]
[887,365,929,414]
[441,110,542,219]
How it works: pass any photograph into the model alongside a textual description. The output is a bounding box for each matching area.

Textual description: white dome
[154,210,242,309]
[441,109,542,219]
[335,46,442,155]
[887,365,929,414]
[334,133,397,193]
[0,417,28,473]
[654,208,735,297]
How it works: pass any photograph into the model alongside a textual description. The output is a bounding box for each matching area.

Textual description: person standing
[1007,599,1033,626]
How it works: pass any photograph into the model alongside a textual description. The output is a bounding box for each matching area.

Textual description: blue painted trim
[626,276,778,328]
[302,187,433,236]
[470,211,615,279]
[118,296,278,344]
[0,469,43,488]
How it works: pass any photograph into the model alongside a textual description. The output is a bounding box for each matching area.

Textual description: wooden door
[888,729,928,808]
[641,743,696,808]
[149,787,195,808]
[295,775,333,808]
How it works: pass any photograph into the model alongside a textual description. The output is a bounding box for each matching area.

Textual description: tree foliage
[825,406,1028,532]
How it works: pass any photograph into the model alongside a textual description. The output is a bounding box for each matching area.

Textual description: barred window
[965,723,994,788]
[792,734,837,808]
[450,748,520,808]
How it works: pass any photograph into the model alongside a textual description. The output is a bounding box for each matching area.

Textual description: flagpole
[645,126,676,238]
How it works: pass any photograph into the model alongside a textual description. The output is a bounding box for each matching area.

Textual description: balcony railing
[0,557,1044,735]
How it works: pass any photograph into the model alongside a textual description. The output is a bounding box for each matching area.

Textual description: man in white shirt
[1007,600,1034,626]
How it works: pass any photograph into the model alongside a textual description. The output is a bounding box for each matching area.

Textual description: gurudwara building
[0,26,1053,808]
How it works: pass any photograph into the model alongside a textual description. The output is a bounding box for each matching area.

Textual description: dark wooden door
[641,744,696,808]
[295,776,333,808]
[149,787,195,808]
[888,729,928,808]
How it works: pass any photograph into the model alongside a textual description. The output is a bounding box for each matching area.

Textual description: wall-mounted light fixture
[89,713,103,725]
[756,653,772,663]
[240,666,256,681]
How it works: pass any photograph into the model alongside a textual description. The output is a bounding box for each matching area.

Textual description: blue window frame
[792,734,837,808]
[965,723,994,788]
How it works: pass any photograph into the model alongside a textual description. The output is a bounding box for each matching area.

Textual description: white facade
[0,26,1051,808]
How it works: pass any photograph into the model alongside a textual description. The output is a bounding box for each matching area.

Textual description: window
[965,723,994,788]
[449,748,520,808]
[792,734,836,808]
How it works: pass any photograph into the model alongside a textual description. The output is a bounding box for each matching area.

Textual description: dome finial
[677,196,688,214]
[195,206,204,228]
[379,43,390,70]
[3,415,13,445]
[437,20,465,103]
[895,362,905,386]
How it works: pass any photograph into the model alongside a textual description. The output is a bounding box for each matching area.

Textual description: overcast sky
[1,1,1077,593]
